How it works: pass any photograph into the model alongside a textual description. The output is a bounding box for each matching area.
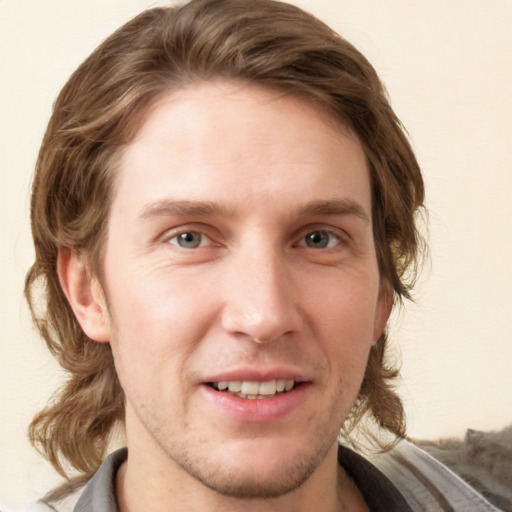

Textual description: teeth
[259,380,277,395]
[227,381,242,393]
[213,379,296,398]
[241,381,260,395]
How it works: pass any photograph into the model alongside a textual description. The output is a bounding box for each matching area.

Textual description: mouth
[202,375,310,422]
[207,379,298,399]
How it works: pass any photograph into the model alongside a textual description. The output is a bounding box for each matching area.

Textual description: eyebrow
[139,198,369,222]
[139,200,235,220]
[295,199,370,222]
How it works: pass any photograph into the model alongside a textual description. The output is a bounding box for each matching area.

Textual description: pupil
[307,232,328,248]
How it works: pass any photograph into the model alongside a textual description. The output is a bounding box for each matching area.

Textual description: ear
[57,247,111,342]
[373,282,393,341]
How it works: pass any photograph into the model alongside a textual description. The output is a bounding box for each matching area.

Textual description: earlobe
[57,247,111,342]
[373,283,393,341]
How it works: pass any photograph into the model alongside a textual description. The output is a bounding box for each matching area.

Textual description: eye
[168,231,211,249]
[300,230,341,249]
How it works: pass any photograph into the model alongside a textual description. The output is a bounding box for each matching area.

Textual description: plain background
[1,0,511,510]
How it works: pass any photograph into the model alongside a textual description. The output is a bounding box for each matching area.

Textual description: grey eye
[303,231,340,249]
[170,232,204,249]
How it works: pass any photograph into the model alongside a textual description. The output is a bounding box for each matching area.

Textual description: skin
[60,81,391,512]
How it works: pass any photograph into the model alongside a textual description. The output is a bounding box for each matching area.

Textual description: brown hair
[26,0,425,485]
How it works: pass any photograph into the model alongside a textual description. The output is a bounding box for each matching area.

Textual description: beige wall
[1,0,511,509]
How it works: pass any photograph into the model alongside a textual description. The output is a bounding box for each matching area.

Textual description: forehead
[113,80,370,221]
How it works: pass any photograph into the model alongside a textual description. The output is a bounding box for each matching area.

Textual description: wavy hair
[26,0,425,487]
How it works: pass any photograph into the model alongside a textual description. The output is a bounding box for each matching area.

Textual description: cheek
[104,267,216,384]
[307,276,380,342]
[305,275,380,385]
[108,258,213,332]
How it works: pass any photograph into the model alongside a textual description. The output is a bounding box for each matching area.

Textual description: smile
[202,378,309,422]
[209,379,296,399]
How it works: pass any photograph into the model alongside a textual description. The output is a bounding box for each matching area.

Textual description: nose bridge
[221,237,300,343]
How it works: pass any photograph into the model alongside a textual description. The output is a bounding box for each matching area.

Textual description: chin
[177,437,334,500]
[192,454,317,499]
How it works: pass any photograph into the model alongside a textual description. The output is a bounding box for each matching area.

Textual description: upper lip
[202,366,311,384]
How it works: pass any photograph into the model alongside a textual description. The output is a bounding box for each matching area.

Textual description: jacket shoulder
[368,439,501,511]
[22,486,84,512]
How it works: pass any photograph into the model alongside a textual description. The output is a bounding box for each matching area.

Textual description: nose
[220,245,303,344]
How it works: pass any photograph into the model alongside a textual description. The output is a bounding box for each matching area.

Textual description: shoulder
[368,439,500,511]
[21,448,127,512]
[21,486,84,512]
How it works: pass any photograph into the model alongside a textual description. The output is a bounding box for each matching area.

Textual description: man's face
[97,81,389,497]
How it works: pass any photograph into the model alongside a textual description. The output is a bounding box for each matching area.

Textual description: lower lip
[201,384,309,423]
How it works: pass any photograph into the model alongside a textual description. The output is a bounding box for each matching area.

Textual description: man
[24,0,499,510]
